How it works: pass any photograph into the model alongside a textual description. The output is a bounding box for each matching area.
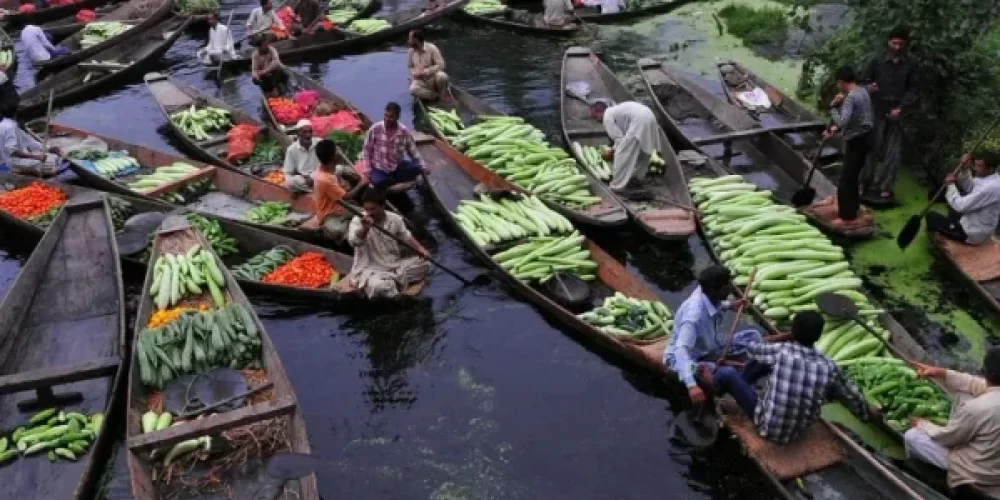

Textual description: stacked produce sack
[226,124,260,163]
[690,175,953,430]
[427,107,601,208]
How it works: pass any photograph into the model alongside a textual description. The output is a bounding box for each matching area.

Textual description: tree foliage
[798,0,1000,176]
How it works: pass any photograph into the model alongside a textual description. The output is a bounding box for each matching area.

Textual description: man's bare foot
[831,217,869,228]
[814,196,836,207]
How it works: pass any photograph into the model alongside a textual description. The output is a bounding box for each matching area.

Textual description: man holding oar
[198,13,238,65]
[926,152,1000,245]
[663,265,763,406]
[346,188,430,298]
[904,348,1000,497]
[821,65,873,230]
[712,311,878,443]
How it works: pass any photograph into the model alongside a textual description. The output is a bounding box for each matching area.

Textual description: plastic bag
[17,4,35,12]
[226,137,255,163]
[227,123,260,141]
[294,90,319,112]
[75,9,96,22]
[315,110,362,134]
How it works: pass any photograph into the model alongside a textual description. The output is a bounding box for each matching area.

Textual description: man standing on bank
[860,26,920,204]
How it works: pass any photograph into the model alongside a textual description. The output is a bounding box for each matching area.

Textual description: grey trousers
[860,115,903,194]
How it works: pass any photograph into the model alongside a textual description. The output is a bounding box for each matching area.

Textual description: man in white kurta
[282,119,320,192]
[0,110,58,173]
[590,100,668,193]
[198,13,237,65]
[542,0,574,26]
[347,189,429,299]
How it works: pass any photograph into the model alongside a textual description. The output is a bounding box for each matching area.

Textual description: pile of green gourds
[454,194,573,246]
[579,293,673,342]
[491,232,596,283]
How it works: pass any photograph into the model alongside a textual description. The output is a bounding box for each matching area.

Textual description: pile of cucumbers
[2,407,104,464]
[150,245,228,310]
[231,247,295,281]
[579,293,673,342]
[453,194,573,246]
[492,232,597,283]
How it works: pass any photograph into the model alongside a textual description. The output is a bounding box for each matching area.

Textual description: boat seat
[0,356,119,411]
[719,398,844,480]
[935,235,1000,282]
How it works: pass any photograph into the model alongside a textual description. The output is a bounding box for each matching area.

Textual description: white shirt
[946,173,1000,245]
[0,118,40,167]
[542,0,573,25]
[599,0,624,14]
[21,25,57,63]
[204,24,237,58]
[282,137,320,179]
[246,7,284,36]
[603,101,666,155]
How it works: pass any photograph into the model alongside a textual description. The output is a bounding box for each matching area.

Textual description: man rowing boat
[346,188,429,299]
[905,349,1000,497]
[283,119,319,192]
[663,266,763,406]
[928,152,1000,245]
[589,100,670,199]
[713,311,878,443]
[300,139,365,243]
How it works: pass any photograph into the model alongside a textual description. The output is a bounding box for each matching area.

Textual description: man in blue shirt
[664,265,763,405]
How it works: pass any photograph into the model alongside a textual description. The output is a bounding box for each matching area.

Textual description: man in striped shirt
[362,102,427,190]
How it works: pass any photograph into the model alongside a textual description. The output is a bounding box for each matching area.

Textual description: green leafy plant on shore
[717,4,790,47]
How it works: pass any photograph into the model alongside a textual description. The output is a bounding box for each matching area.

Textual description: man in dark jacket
[859,26,920,204]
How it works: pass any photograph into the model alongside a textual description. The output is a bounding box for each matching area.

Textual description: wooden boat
[0,26,16,75]
[17,16,189,118]
[417,84,629,228]
[45,123,339,247]
[450,8,580,35]
[560,47,695,240]
[417,130,947,500]
[261,65,373,136]
[124,216,318,500]
[220,0,468,68]
[0,0,115,27]
[143,72,293,180]
[716,60,841,161]
[38,2,123,42]
[0,192,126,499]
[575,0,690,22]
[34,0,174,71]
[636,59,875,240]
[930,234,1000,319]
[0,173,425,299]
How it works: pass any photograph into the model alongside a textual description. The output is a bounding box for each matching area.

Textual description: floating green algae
[848,170,1000,367]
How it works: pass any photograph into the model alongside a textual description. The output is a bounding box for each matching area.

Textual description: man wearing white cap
[282,119,320,192]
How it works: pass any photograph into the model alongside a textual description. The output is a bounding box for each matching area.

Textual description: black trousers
[926,210,968,242]
[839,132,871,220]
[254,70,288,95]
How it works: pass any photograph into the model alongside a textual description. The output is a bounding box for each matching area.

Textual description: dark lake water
[0,3,804,498]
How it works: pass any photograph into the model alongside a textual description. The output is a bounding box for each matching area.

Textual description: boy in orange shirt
[301,139,366,243]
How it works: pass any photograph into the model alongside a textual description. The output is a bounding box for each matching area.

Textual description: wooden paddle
[717,266,758,363]
[215,10,236,82]
[335,199,491,286]
[790,134,830,207]
[37,90,55,174]
[896,116,1000,249]
[814,292,916,368]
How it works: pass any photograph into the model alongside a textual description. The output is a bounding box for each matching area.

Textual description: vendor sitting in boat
[291,0,324,35]
[300,139,366,243]
[283,119,320,192]
[712,311,878,444]
[198,13,238,65]
[362,102,427,191]
[542,0,575,26]
[246,0,285,42]
[0,99,60,175]
[589,100,669,200]
[927,152,1000,245]
[407,30,450,103]
[20,23,69,65]
[251,35,287,96]
[346,188,429,299]
[904,349,1000,497]
[663,265,764,407]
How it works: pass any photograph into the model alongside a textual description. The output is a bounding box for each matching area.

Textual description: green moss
[717,4,790,47]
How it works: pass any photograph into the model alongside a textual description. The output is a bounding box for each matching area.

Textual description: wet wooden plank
[0,357,119,395]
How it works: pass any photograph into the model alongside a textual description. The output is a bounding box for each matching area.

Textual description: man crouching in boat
[407,30,450,103]
[712,311,879,444]
[346,188,429,298]
[590,100,669,200]
[927,152,1000,245]
[0,100,60,175]
[664,265,764,406]
[904,349,1000,497]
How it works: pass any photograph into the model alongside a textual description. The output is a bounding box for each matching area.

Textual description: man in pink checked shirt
[362,101,428,191]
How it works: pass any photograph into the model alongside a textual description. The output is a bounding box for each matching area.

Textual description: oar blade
[895,215,922,249]
[790,187,816,207]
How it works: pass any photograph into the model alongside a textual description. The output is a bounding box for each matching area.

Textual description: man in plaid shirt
[713,311,878,444]
[362,101,427,190]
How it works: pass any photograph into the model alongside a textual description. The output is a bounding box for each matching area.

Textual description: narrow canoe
[143,71,293,180]
[575,0,691,22]
[636,59,875,240]
[220,0,469,68]
[417,84,629,227]
[929,234,1000,325]
[45,123,339,247]
[34,0,174,71]
[0,192,126,499]
[450,8,580,35]
[0,0,115,27]
[261,65,374,138]
[18,16,189,118]
[124,216,318,500]
[0,173,425,300]
[560,46,695,240]
[416,130,942,500]
[716,60,841,161]
[38,2,124,42]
